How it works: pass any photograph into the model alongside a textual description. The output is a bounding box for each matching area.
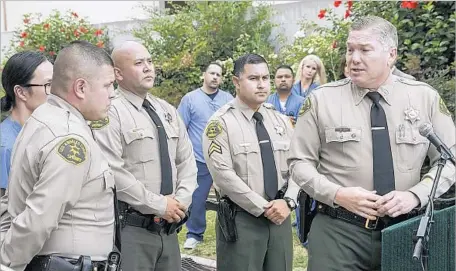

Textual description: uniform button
[413,136,417,141]
[351,133,356,138]
[340,135,344,139]
[139,132,144,137]
[119,215,123,220]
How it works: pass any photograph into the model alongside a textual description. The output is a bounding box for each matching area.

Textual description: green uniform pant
[307,213,382,271]
[216,210,293,271]
[120,225,181,271]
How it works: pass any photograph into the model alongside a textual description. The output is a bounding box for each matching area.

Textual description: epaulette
[263,102,276,110]
[212,102,234,118]
[396,77,435,89]
[316,78,351,90]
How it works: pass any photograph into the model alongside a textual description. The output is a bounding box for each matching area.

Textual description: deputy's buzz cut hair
[350,16,398,50]
[232,53,268,77]
[52,40,114,92]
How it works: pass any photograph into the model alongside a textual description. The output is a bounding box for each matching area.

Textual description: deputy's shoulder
[153,95,177,112]
[212,102,235,119]
[395,76,435,89]
[315,78,351,91]
[262,102,276,111]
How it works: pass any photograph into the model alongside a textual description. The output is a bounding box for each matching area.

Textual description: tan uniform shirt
[0,95,115,271]
[92,88,197,216]
[289,75,455,208]
[202,98,300,217]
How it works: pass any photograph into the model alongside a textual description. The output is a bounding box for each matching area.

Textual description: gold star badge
[404,106,420,124]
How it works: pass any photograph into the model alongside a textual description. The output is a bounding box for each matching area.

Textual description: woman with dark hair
[0,51,53,195]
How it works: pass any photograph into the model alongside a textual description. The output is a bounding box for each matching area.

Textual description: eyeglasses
[22,82,51,95]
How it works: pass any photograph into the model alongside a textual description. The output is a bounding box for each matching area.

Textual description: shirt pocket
[395,125,428,172]
[103,170,115,190]
[232,143,260,179]
[123,127,156,164]
[325,127,362,169]
[95,169,115,222]
[272,140,290,176]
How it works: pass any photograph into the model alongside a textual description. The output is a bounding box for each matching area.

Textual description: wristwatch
[284,197,297,210]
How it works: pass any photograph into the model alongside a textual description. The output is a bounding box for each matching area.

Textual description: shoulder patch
[89,117,109,130]
[263,103,276,110]
[57,138,87,165]
[205,120,223,140]
[439,97,451,116]
[208,141,222,157]
[299,98,312,117]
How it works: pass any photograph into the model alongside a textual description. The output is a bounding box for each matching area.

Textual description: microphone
[419,122,455,166]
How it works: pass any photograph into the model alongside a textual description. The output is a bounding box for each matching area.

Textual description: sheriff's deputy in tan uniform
[288,16,456,271]
[0,41,117,271]
[92,41,197,271]
[202,54,299,271]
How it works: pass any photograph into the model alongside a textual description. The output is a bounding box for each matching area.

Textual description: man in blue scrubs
[267,65,304,126]
[178,62,234,249]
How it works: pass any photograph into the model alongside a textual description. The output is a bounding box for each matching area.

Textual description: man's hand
[162,196,187,223]
[334,187,382,220]
[375,191,420,218]
[263,199,291,225]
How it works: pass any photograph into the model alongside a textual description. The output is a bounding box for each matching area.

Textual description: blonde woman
[291,55,327,98]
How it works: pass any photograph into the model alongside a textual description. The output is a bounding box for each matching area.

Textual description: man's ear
[232,75,240,90]
[114,67,123,82]
[387,48,398,68]
[14,85,28,102]
[73,78,87,99]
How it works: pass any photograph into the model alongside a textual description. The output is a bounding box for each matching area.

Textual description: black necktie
[142,99,173,195]
[252,112,278,200]
[366,92,395,195]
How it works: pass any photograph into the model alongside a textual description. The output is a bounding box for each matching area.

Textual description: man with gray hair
[0,41,117,270]
[288,16,455,270]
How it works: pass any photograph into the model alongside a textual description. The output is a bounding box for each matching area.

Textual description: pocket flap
[272,140,290,151]
[232,143,260,155]
[325,127,362,143]
[103,170,115,190]
[396,126,427,145]
[123,127,154,144]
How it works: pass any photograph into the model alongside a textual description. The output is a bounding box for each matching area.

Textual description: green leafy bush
[134,1,280,106]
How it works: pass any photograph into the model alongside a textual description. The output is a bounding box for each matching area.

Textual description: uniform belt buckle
[365,217,379,230]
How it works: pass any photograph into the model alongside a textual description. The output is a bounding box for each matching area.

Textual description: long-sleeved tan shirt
[288,75,455,208]
[0,95,115,271]
[92,88,197,216]
[202,97,300,217]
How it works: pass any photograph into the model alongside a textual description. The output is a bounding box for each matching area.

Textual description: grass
[178,210,308,270]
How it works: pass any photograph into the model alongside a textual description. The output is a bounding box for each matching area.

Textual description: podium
[381,206,455,271]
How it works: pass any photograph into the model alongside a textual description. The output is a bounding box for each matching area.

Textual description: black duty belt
[25,255,106,271]
[316,203,421,231]
[123,209,165,233]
